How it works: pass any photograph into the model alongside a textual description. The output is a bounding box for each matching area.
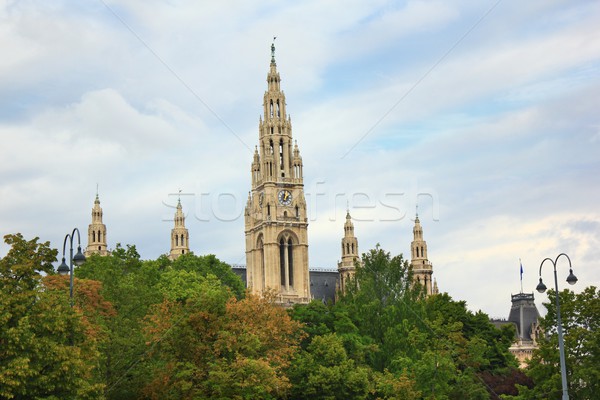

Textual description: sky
[1,0,599,318]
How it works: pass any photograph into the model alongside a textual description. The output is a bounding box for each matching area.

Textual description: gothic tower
[244,42,311,305]
[85,193,108,257]
[338,209,359,294]
[410,213,437,296]
[169,197,189,260]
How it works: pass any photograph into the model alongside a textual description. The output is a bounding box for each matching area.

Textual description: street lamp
[57,228,86,307]
[536,253,578,400]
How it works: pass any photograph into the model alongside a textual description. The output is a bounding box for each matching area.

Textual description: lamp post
[57,228,86,307]
[536,253,578,400]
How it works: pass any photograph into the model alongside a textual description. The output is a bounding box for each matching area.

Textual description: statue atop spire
[271,36,277,63]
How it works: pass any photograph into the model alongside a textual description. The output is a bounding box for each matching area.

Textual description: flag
[519,259,524,293]
[520,259,523,281]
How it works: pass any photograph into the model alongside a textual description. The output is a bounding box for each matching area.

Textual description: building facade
[169,197,189,260]
[410,213,438,296]
[337,210,359,294]
[244,42,311,305]
[491,292,541,368]
[85,193,109,257]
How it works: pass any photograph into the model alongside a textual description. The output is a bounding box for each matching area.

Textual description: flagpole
[519,258,523,293]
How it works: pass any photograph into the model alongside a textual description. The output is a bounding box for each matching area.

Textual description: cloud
[1,1,599,319]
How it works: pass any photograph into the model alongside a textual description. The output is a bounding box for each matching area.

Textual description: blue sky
[1,0,599,318]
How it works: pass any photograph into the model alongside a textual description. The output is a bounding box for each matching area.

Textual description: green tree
[510,286,600,400]
[0,233,104,399]
[288,333,371,400]
[76,245,163,399]
[143,286,303,399]
[171,253,245,298]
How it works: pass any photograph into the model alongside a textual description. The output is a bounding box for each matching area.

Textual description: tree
[510,286,600,400]
[0,233,104,399]
[143,286,304,399]
[288,333,371,400]
[171,253,246,298]
[75,245,163,399]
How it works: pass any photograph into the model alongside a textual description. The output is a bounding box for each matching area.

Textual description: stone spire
[410,212,436,296]
[244,42,311,305]
[85,191,109,256]
[338,208,360,294]
[169,194,189,260]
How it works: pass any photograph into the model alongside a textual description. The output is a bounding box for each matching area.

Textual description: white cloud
[1,1,599,319]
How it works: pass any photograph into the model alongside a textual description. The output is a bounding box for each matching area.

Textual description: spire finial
[177,189,182,207]
[271,36,277,63]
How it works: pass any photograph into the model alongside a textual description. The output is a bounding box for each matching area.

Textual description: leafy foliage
[143,287,303,399]
[508,286,600,400]
[1,234,552,399]
[0,234,104,399]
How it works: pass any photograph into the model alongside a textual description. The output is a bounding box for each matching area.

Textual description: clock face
[278,190,292,206]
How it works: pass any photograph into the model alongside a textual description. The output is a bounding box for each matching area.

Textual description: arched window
[92,231,96,242]
[175,235,179,246]
[351,243,355,254]
[295,205,299,218]
[280,238,286,286]
[421,246,424,257]
[181,234,184,246]
[346,243,350,254]
[98,246,101,251]
[258,236,265,290]
[270,100,274,117]
[267,203,271,217]
[416,247,419,257]
[279,139,284,177]
[288,238,294,286]
[276,99,281,117]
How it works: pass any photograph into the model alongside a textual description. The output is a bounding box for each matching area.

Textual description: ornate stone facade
[410,213,438,296]
[337,210,359,294]
[244,42,311,305]
[85,193,109,257]
[169,197,189,260]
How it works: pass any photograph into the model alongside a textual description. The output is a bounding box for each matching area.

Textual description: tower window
[280,238,285,286]
[176,236,179,246]
[270,100,274,117]
[267,204,270,216]
[288,238,294,286]
[277,99,281,117]
[295,205,299,218]
[279,139,284,177]
[92,231,96,242]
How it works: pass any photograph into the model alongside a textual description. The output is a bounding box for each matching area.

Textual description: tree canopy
[4,234,572,399]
